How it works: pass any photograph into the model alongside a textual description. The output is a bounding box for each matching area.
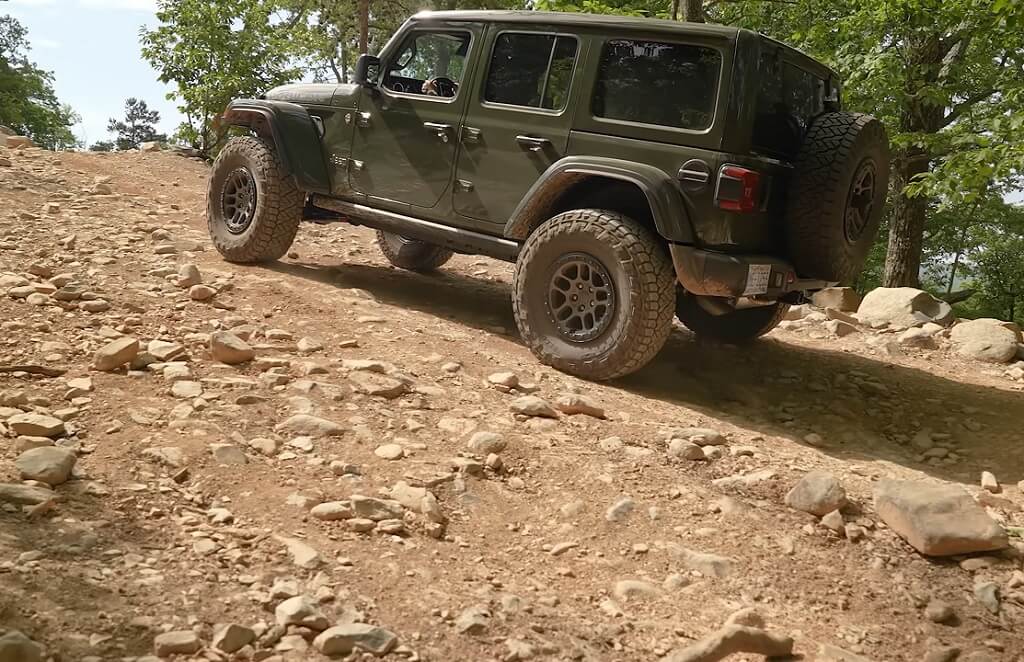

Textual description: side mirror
[353,54,381,88]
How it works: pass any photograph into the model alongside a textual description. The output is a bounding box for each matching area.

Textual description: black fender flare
[219,99,331,195]
[502,156,695,243]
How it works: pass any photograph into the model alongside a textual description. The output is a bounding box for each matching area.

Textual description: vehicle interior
[382,31,471,98]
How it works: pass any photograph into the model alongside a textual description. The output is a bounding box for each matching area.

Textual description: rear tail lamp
[716,165,760,212]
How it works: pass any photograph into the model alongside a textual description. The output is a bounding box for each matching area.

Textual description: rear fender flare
[220,99,331,195]
[503,156,695,243]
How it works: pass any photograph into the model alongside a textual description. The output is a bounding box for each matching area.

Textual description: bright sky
[4,0,185,146]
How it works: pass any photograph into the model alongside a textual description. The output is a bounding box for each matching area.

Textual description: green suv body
[207,10,890,379]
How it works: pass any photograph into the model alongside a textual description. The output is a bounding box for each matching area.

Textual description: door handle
[356,112,371,128]
[462,126,482,144]
[423,122,453,142]
[516,135,551,152]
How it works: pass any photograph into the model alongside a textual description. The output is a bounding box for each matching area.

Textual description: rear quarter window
[752,54,827,159]
[592,39,722,132]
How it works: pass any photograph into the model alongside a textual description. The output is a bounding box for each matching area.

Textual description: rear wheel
[785,112,890,282]
[676,293,788,343]
[206,136,303,263]
[512,209,675,380]
[376,230,453,272]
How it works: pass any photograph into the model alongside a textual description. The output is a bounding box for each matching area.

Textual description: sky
[4,0,186,146]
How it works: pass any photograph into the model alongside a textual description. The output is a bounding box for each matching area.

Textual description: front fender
[503,156,695,243]
[220,99,331,195]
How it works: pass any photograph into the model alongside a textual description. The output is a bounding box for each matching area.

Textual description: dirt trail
[1,147,1022,662]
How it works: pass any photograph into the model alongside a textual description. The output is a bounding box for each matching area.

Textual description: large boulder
[209,331,255,364]
[0,125,16,136]
[4,135,34,149]
[811,287,862,312]
[856,287,953,329]
[949,318,1021,363]
[874,479,1008,556]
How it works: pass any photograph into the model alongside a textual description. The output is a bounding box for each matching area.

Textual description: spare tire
[785,112,889,283]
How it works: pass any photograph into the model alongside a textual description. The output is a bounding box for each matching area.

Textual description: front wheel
[676,293,789,343]
[206,136,303,263]
[512,209,676,380]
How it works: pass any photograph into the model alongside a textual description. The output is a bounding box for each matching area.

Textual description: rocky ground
[1,143,1023,662]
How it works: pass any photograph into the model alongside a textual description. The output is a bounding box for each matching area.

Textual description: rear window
[752,54,827,159]
[592,39,721,131]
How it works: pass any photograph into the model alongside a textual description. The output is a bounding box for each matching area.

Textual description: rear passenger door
[453,27,581,226]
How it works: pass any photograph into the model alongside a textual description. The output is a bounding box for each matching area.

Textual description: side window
[384,30,472,99]
[484,33,578,111]
[592,39,721,131]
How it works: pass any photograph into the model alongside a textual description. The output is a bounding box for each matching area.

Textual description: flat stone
[211,623,254,654]
[275,594,328,629]
[670,545,734,578]
[209,331,255,364]
[925,600,955,623]
[455,604,491,634]
[311,501,353,520]
[554,394,606,418]
[94,336,139,371]
[374,443,404,460]
[785,471,847,516]
[170,380,203,398]
[350,495,404,521]
[153,631,200,657]
[612,579,660,602]
[147,339,185,361]
[189,284,216,300]
[668,427,725,446]
[276,414,344,437]
[812,287,861,311]
[210,444,247,465]
[874,479,1008,556]
[7,413,65,438]
[0,483,56,505]
[348,370,407,398]
[15,447,76,485]
[313,623,398,657]
[509,395,558,418]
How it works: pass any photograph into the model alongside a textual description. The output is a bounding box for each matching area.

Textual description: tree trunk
[945,224,969,294]
[883,151,929,287]
[671,0,680,20]
[682,0,704,22]
[357,0,369,54]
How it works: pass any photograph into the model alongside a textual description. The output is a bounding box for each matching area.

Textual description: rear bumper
[669,244,832,300]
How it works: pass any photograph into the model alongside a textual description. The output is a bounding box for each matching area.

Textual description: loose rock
[785,471,847,516]
[874,479,1008,556]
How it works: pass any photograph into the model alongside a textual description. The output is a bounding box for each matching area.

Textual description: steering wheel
[423,76,458,98]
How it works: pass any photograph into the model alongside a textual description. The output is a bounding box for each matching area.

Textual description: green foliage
[107,98,164,150]
[141,0,307,156]
[0,15,79,149]
[89,140,115,152]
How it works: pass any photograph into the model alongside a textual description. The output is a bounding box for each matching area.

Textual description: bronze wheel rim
[546,253,615,343]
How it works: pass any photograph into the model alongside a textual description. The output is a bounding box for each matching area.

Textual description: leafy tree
[141,0,307,157]
[0,14,79,149]
[958,230,1024,324]
[89,140,115,152]
[107,97,164,150]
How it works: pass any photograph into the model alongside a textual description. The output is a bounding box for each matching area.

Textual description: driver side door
[348,26,480,212]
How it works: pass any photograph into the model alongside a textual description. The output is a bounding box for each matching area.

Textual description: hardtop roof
[412,10,742,38]
[410,10,837,79]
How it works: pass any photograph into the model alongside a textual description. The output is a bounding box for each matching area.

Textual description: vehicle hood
[264,83,360,108]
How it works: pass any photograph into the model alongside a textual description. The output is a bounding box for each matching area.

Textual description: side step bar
[310,196,521,262]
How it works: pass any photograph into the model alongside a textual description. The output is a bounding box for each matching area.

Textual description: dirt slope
[1,146,1022,662]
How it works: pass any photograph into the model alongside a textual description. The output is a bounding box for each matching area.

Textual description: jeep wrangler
[207,10,889,380]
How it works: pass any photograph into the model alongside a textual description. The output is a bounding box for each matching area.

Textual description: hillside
[1,143,1023,662]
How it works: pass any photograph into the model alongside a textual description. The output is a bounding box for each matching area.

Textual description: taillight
[716,165,760,213]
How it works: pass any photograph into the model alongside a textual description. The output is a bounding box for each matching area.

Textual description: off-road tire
[676,293,789,343]
[785,112,890,282]
[376,230,454,272]
[512,209,675,380]
[207,136,303,263]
